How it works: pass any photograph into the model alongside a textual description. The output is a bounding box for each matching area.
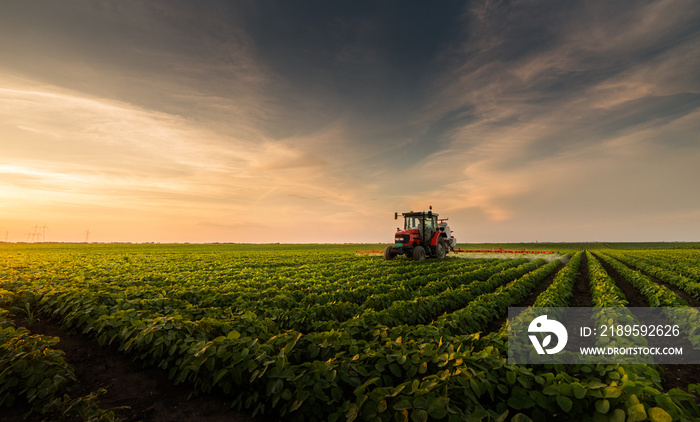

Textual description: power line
[27,224,48,242]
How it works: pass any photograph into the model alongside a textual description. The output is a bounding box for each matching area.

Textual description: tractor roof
[402,211,438,218]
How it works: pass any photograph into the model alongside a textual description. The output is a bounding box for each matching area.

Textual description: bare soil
[613,258,700,307]
[570,253,593,307]
[484,261,566,333]
[6,316,272,422]
[594,254,648,307]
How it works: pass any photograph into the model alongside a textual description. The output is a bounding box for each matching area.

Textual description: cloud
[0,74,396,241]
[404,0,700,240]
[1,1,698,242]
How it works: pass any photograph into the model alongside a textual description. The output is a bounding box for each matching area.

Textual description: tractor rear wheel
[412,246,426,261]
[384,246,396,260]
[436,240,447,259]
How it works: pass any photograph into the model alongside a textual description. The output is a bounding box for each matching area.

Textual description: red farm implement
[358,248,555,255]
[358,207,555,260]
[452,248,555,254]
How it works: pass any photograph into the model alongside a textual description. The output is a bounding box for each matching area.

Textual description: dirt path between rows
[612,257,700,307]
[484,261,566,333]
[595,255,648,307]
[570,253,593,307]
[8,316,271,422]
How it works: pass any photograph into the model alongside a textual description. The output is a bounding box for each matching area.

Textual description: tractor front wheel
[412,246,426,261]
[436,240,447,259]
[384,246,396,260]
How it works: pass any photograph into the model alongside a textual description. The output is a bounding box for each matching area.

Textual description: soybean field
[1,243,700,421]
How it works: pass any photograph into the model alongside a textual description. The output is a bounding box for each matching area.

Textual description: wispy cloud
[0,74,390,241]
[0,0,698,242]
[401,0,700,240]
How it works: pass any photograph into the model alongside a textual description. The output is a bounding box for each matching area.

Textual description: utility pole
[84,229,90,243]
[40,225,47,242]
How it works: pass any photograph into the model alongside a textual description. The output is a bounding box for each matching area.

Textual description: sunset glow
[1,1,699,243]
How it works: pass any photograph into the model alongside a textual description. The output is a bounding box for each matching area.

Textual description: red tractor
[384,206,457,260]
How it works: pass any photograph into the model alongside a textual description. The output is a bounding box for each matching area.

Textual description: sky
[1,0,699,243]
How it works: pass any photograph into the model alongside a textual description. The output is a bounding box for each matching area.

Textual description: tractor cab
[399,212,436,246]
[385,206,456,260]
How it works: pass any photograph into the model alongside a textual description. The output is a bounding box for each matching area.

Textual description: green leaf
[648,407,672,422]
[495,410,509,422]
[410,409,429,422]
[556,395,572,412]
[603,386,621,399]
[394,399,413,410]
[542,385,559,396]
[587,381,607,389]
[346,403,359,422]
[511,414,533,422]
[469,378,482,397]
[507,387,534,410]
[412,396,429,410]
[572,383,586,399]
[427,397,447,419]
[269,379,283,394]
[654,395,678,419]
[594,399,609,414]
[627,403,647,422]
[530,391,556,412]
[213,369,228,385]
[610,408,626,422]
[411,379,420,394]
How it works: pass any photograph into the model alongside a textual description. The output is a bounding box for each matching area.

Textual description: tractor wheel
[436,240,447,259]
[384,246,396,260]
[412,246,426,261]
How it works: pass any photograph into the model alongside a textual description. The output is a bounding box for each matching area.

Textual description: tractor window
[425,217,434,231]
[404,216,420,229]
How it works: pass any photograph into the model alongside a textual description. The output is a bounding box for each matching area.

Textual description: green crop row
[594,253,686,308]
[606,252,700,300]
[595,253,700,348]
[2,254,548,420]
[611,250,700,283]
[0,290,121,421]
[372,252,699,422]
[583,254,700,420]
[533,252,582,307]
[338,259,535,332]
[500,252,699,422]
[436,259,558,335]
[2,245,700,421]
[268,259,514,333]
[587,252,628,308]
